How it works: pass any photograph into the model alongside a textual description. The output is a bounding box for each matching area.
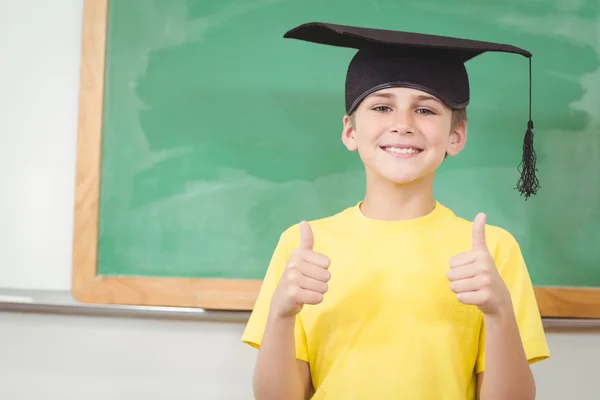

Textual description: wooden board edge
[73,277,263,310]
[71,0,108,302]
[535,286,600,319]
[74,279,600,315]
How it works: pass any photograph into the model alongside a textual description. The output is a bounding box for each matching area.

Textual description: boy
[242,22,550,399]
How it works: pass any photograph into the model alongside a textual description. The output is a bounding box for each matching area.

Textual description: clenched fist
[270,221,331,319]
[447,213,512,316]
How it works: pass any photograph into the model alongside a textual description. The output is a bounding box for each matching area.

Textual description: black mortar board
[283,22,540,199]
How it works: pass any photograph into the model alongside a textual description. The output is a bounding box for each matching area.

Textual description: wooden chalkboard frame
[72,0,600,317]
[72,0,261,311]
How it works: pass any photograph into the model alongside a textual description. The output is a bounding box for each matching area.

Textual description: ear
[446,120,467,157]
[341,115,358,151]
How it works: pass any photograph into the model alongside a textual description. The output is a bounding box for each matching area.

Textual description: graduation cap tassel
[516,57,540,200]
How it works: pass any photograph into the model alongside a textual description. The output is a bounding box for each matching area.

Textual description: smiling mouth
[380,146,424,156]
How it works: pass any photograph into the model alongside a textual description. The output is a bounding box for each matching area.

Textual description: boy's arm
[475,309,536,400]
[448,213,549,400]
[253,314,313,400]
[245,222,329,400]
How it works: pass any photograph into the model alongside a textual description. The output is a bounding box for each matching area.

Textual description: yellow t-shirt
[242,201,550,399]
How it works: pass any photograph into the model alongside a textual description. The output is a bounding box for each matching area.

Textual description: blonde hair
[451,107,468,131]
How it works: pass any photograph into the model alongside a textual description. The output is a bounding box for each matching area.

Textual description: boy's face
[342,87,466,186]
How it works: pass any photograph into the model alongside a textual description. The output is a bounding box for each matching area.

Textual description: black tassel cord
[515,57,540,199]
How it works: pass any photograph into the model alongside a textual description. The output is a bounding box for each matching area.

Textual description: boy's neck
[360,175,436,221]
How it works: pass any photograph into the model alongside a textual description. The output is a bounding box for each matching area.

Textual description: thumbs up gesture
[270,221,331,319]
[446,213,512,316]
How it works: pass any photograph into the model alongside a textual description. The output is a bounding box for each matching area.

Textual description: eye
[372,105,392,112]
[416,108,435,115]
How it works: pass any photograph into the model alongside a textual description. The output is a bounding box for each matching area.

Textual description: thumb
[471,212,488,251]
[299,221,314,250]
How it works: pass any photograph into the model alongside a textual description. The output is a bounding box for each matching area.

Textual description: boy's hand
[447,213,512,316]
[270,221,331,319]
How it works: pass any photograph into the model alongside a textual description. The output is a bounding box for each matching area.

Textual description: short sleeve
[476,233,551,374]
[241,227,309,362]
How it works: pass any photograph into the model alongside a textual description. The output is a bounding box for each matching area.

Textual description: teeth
[385,147,420,154]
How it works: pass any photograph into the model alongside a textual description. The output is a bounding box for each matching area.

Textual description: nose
[389,108,415,135]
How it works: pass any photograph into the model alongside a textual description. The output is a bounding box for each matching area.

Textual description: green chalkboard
[96,0,600,290]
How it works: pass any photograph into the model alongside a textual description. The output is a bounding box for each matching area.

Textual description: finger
[471,212,488,252]
[446,264,479,282]
[449,276,485,293]
[299,221,314,250]
[456,290,490,306]
[296,274,329,294]
[296,289,324,305]
[301,251,331,269]
[448,252,477,268]
[299,262,331,282]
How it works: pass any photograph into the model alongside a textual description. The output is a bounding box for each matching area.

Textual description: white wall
[0,0,78,291]
[0,311,256,400]
[0,1,598,399]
